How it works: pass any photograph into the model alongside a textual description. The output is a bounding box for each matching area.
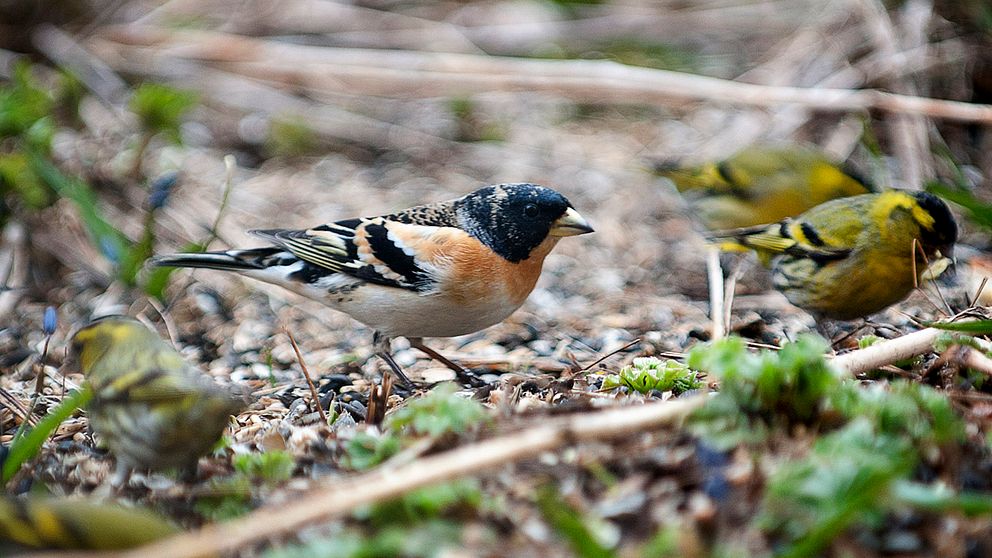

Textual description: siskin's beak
[549,207,594,237]
[938,245,957,280]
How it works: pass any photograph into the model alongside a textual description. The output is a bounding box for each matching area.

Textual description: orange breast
[421,229,558,307]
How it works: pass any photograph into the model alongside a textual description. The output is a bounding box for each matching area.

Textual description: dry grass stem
[706,246,725,340]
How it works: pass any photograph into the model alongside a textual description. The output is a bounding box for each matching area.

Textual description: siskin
[653,144,873,230]
[0,497,177,550]
[710,190,958,320]
[71,317,247,476]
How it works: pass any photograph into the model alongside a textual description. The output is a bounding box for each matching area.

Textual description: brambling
[153,183,594,386]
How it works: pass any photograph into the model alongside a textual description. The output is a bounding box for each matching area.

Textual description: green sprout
[341,431,402,471]
[601,357,703,394]
[233,450,295,484]
[386,382,488,437]
[194,450,295,521]
[688,335,840,448]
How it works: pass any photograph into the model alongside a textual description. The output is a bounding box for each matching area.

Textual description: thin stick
[204,155,237,250]
[722,258,743,335]
[914,238,952,315]
[366,373,392,427]
[51,396,705,558]
[145,297,180,349]
[88,25,992,124]
[284,329,328,425]
[706,246,725,340]
[971,277,989,308]
[577,338,641,373]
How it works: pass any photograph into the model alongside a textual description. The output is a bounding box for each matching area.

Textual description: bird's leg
[816,318,867,349]
[109,460,133,493]
[408,337,486,387]
[372,331,416,389]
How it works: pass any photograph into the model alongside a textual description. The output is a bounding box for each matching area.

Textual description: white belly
[241,266,520,338]
[335,284,519,338]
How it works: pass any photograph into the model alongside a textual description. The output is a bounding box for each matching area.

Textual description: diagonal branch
[32,396,705,558]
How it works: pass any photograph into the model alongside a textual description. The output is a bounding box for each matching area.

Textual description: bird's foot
[408,338,488,388]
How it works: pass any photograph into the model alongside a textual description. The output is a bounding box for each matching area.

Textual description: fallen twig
[576,338,641,374]
[87,25,992,123]
[950,345,992,378]
[37,396,705,558]
[284,329,328,425]
[831,327,946,375]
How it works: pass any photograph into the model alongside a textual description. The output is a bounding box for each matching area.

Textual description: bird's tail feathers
[151,248,285,271]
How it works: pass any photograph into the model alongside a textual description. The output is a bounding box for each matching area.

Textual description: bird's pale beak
[549,207,594,237]
[938,245,957,280]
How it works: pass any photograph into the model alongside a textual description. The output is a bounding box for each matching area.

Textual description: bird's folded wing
[251,217,442,291]
[710,220,852,261]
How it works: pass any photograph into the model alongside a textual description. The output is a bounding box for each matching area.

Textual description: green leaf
[386,383,488,437]
[3,386,93,484]
[367,479,481,526]
[536,484,614,558]
[193,475,254,521]
[266,116,319,157]
[0,62,54,143]
[688,334,839,442]
[762,420,915,558]
[233,450,295,484]
[118,213,155,287]
[0,153,51,209]
[893,481,992,516]
[342,432,402,471]
[923,319,992,335]
[129,84,198,143]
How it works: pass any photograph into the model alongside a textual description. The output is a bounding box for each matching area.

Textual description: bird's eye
[523,203,539,218]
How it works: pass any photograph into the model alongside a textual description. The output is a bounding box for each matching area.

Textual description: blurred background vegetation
[2,0,992,557]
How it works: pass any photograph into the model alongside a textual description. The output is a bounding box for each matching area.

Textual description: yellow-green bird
[653,145,874,230]
[71,317,247,476]
[710,190,957,320]
[0,497,177,550]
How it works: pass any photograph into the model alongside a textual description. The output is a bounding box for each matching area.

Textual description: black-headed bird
[153,183,594,386]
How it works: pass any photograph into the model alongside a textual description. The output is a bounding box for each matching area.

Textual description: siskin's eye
[523,203,539,218]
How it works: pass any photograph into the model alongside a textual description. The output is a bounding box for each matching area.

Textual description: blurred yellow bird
[0,497,177,551]
[653,144,874,230]
[71,317,247,477]
[710,191,957,320]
